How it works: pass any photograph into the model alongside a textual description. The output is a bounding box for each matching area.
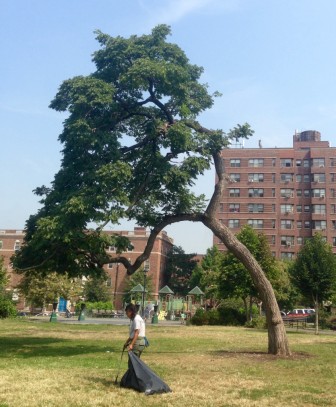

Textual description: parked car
[285,308,315,318]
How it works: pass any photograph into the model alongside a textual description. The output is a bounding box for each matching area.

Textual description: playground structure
[131,284,205,322]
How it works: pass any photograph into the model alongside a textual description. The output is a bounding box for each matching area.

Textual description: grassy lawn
[0,320,335,407]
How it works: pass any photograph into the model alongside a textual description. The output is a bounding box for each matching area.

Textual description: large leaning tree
[13,25,290,355]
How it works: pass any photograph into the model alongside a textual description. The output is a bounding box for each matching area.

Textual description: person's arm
[128,329,140,351]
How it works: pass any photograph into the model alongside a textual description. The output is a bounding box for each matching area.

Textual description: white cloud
[137,0,241,26]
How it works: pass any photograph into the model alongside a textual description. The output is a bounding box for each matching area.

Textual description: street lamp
[142,260,150,318]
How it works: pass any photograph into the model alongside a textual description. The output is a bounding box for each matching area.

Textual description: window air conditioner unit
[286,242,291,247]
[249,179,254,183]
[319,165,325,168]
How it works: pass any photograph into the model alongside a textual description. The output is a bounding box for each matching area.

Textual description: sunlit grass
[0,320,335,406]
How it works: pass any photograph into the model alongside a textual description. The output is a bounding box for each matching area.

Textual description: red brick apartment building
[0,227,173,309]
[214,130,336,259]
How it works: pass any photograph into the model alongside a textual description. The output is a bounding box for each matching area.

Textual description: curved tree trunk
[203,215,291,356]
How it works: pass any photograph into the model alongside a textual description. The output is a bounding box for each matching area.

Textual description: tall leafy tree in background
[82,275,110,302]
[165,246,197,296]
[191,246,224,308]
[13,26,290,355]
[17,272,82,312]
[218,226,291,321]
[290,234,336,334]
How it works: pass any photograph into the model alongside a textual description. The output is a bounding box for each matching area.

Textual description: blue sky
[1,0,336,253]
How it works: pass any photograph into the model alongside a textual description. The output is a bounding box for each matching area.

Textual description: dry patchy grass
[0,320,335,407]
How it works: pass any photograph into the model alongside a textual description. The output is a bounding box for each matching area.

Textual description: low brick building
[0,226,174,310]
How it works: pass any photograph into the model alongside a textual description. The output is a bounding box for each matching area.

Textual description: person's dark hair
[125,303,137,318]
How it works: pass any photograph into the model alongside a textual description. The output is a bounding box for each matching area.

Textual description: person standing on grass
[124,303,146,358]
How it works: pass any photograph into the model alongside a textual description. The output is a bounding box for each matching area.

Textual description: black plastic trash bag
[120,351,172,395]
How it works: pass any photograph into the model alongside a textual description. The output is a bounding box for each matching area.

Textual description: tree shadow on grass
[210,350,312,361]
[0,336,119,359]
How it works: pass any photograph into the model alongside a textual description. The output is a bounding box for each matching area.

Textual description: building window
[272,204,276,212]
[248,158,264,167]
[296,205,302,213]
[331,205,336,214]
[281,252,295,260]
[280,173,293,183]
[281,236,294,246]
[333,237,336,247]
[312,204,326,214]
[281,220,293,229]
[303,159,310,168]
[229,204,240,213]
[229,189,240,197]
[228,219,240,229]
[280,204,294,214]
[297,221,302,229]
[272,158,276,167]
[14,241,21,251]
[230,159,241,167]
[297,237,303,245]
[247,219,264,229]
[304,205,310,213]
[271,235,276,245]
[303,174,311,183]
[312,158,325,168]
[296,189,302,197]
[108,246,116,252]
[303,189,310,197]
[313,173,326,183]
[248,188,264,197]
[330,158,336,167]
[331,189,336,198]
[248,203,264,213]
[296,174,302,182]
[272,189,275,197]
[248,173,264,183]
[280,159,293,167]
[229,173,240,182]
[280,189,293,198]
[0,241,2,249]
[272,174,276,183]
[296,160,302,167]
[304,221,311,229]
[312,189,326,198]
[313,220,326,230]
[106,278,112,287]
[108,263,113,269]
[333,221,336,230]
[331,174,336,182]
[219,203,224,212]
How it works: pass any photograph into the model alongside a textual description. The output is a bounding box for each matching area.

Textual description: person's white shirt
[129,314,146,338]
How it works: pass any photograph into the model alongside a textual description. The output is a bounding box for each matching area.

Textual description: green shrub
[245,316,267,329]
[0,296,17,319]
[191,308,208,325]
[218,306,245,326]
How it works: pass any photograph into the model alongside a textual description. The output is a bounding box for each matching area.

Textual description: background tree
[290,234,336,334]
[82,275,110,302]
[17,271,82,312]
[0,256,17,318]
[191,246,224,308]
[13,26,290,355]
[218,226,291,321]
[165,245,197,296]
[0,256,9,290]
[122,269,154,305]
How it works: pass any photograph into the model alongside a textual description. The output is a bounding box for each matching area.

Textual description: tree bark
[202,215,291,356]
